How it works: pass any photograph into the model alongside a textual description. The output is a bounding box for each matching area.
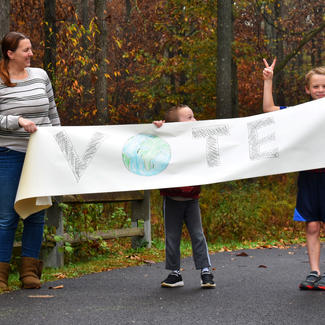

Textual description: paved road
[1,245,325,325]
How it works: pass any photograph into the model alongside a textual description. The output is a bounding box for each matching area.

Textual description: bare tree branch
[275,21,325,73]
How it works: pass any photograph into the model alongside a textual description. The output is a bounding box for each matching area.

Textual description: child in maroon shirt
[154,105,215,289]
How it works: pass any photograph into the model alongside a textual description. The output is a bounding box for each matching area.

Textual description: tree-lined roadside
[3,0,324,125]
[1,0,323,286]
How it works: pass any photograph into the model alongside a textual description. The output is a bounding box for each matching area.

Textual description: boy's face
[305,74,325,100]
[178,106,196,122]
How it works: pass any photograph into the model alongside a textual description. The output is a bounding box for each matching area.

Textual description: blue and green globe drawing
[122,134,171,176]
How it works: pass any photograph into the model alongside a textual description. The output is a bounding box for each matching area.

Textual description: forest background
[0,0,324,263]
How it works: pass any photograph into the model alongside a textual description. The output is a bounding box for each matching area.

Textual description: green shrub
[150,173,304,244]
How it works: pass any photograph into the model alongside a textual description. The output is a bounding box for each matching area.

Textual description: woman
[0,31,60,289]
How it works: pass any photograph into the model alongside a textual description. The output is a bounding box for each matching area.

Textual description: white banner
[15,98,325,219]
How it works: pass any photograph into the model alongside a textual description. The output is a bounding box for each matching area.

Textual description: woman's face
[7,38,33,68]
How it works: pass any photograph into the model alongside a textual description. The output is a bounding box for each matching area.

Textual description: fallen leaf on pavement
[236,252,248,257]
[258,265,267,268]
[143,260,155,264]
[49,285,64,290]
[28,295,54,298]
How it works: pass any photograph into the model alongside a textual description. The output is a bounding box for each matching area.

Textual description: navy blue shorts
[294,171,325,222]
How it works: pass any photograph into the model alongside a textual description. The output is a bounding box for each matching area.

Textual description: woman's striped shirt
[0,67,60,152]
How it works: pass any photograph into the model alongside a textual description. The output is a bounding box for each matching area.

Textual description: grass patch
[2,235,309,294]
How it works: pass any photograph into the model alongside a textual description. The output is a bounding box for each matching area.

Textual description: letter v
[54,130,105,182]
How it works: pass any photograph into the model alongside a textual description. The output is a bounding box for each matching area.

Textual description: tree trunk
[313,5,323,66]
[263,1,286,104]
[74,0,91,45]
[231,57,238,117]
[273,0,285,105]
[43,0,56,78]
[216,0,235,119]
[74,0,92,109]
[95,0,109,124]
[0,0,10,60]
[125,0,132,23]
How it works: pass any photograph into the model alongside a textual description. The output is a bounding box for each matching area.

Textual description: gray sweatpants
[163,196,211,270]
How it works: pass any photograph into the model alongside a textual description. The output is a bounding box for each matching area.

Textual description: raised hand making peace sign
[263,58,276,81]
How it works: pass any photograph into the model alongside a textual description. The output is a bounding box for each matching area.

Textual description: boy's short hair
[164,104,189,122]
[305,66,325,88]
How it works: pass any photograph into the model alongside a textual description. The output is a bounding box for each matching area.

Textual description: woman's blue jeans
[0,147,44,263]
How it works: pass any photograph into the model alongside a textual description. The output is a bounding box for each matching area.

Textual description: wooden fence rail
[41,190,151,268]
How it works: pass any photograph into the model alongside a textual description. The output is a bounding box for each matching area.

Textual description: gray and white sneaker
[201,271,216,289]
[161,272,184,288]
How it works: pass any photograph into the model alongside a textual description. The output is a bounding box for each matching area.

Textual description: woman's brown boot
[19,257,43,289]
[0,262,10,290]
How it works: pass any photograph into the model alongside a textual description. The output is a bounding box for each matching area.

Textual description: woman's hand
[18,117,37,133]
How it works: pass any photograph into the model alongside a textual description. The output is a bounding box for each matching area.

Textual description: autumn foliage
[6,0,324,253]
[8,0,324,125]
